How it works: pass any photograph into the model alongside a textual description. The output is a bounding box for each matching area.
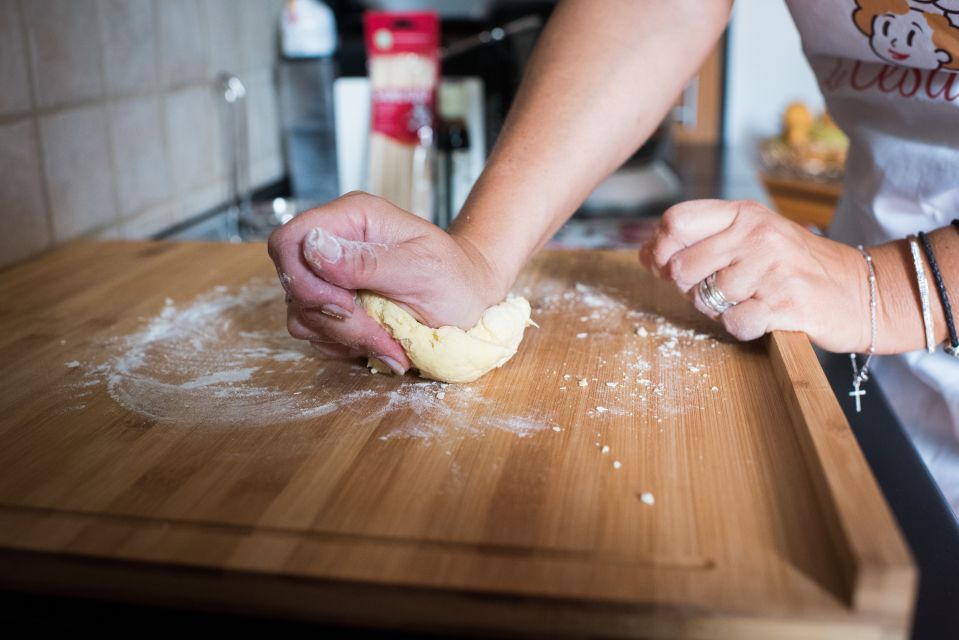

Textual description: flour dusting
[62,270,724,467]
[64,280,556,439]
[525,275,723,423]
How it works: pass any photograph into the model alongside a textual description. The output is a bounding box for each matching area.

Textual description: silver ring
[698,273,737,315]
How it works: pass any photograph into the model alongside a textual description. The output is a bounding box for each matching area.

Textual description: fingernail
[320,304,352,319]
[305,227,342,263]
[374,354,407,376]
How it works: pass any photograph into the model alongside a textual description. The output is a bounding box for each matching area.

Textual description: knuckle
[737,199,764,218]
[666,253,685,283]
[746,222,778,247]
[267,227,288,261]
[340,190,379,209]
[661,207,685,237]
[651,240,673,269]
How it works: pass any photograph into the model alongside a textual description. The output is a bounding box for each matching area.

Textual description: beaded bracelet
[918,231,958,356]
[849,245,878,413]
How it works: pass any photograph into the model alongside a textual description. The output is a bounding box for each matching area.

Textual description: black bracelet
[917,230,958,356]
[953,219,959,233]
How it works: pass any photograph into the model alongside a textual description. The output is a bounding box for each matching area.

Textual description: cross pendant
[849,381,866,413]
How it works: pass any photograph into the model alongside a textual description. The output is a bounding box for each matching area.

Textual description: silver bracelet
[849,245,878,413]
[908,236,936,353]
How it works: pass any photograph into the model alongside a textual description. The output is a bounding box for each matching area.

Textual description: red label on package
[371,88,435,144]
[365,11,439,145]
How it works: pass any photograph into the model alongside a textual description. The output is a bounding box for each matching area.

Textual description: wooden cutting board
[0,241,914,638]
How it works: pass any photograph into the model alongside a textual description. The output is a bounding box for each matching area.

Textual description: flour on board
[60,273,724,465]
[61,280,555,440]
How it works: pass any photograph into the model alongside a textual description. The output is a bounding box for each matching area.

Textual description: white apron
[784,0,959,515]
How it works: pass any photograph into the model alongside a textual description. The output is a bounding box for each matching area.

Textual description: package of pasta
[364,11,439,221]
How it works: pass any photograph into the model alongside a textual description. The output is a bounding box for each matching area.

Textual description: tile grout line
[14,0,56,248]
[152,0,179,235]
[95,0,124,232]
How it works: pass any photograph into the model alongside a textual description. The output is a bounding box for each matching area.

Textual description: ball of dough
[359,292,535,383]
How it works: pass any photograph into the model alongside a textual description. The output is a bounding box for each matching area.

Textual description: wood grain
[0,242,914,638]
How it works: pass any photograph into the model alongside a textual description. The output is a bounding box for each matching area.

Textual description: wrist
[847,243,874,354]
[449,231,515,306]
[868,239,938,354]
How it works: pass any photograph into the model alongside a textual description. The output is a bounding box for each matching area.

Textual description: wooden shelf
[761,172,842,230]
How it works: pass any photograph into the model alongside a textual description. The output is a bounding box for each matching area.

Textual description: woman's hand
[267,192,508,374]
[639,199,870,353]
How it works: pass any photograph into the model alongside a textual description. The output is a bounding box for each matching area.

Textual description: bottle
[281,0,336,59]
[278,0,340,204]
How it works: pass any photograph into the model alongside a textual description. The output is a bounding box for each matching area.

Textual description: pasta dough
[359,292,534,383]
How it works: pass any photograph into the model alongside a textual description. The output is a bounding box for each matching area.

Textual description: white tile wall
[251,153,284,189]
[240,0,280,73]
[174,181,227,225]
[157,0,209,88]
[98,0,159,96]
[109,95,171,216]
[22,0,105,108]
[165,86,221,192]
[0,119,51,266]
[120,202,174,239]
[0,0,286,269]
[0,2,32,116]
[246,69,281,166]
[206,0,244,77]
[40,105,119,241]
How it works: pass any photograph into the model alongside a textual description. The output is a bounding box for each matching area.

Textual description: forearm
[871,224,959,353]
[449,0,732,293]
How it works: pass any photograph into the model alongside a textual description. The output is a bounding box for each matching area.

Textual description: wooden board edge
[0,548,894,640]
[766,331,916,621]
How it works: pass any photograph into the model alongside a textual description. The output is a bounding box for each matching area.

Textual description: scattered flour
[62,280,558,441]
[59,271,725,471]
[526,272,726,474]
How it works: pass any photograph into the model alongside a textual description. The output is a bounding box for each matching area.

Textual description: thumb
[302,226,409,294]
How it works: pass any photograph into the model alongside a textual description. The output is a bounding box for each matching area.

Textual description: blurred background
[0,0,842,269]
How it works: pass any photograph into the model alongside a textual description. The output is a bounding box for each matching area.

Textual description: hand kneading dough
[359,292,534,383]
